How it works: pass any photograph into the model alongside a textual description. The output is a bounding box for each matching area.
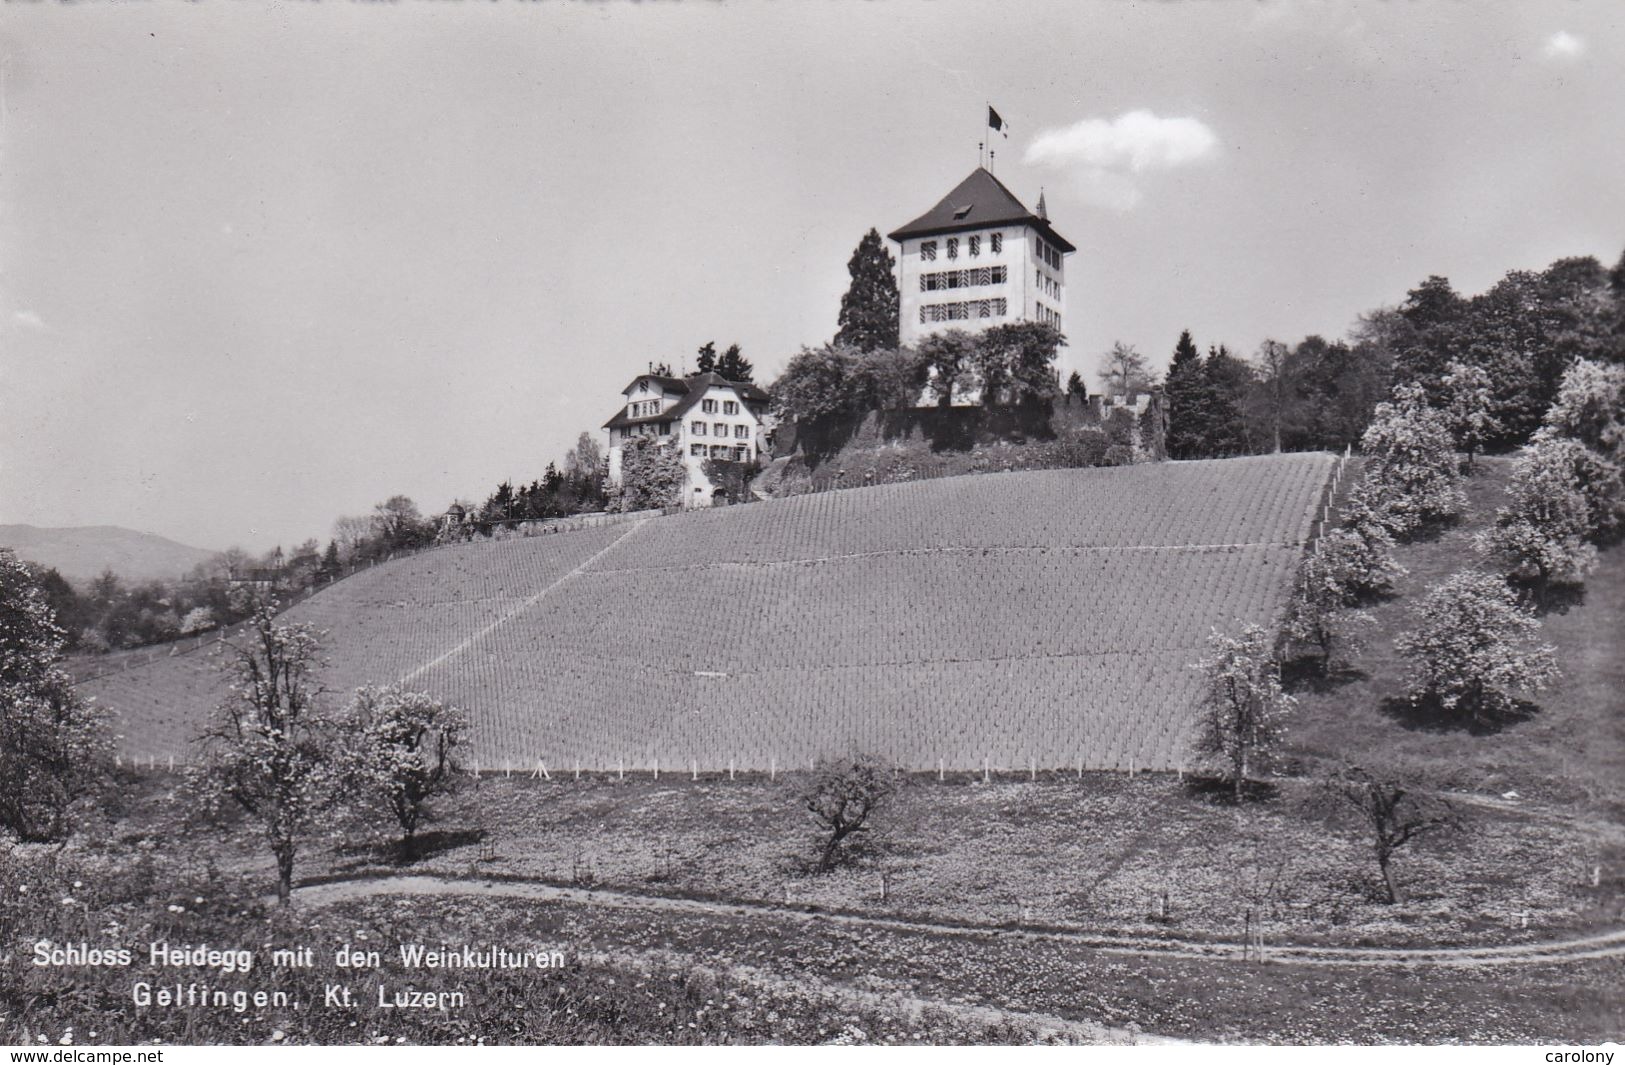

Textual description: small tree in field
[1329,482,1410,598]
[1394,571,1559,727]
[1360,383,1466,536]
[801,754,897,873]
[1475,435,1599,587]
[340,685,468,861]
[1283,550,1377,674]
[185,603,332,906]
[1327,766,1460,904]
[1442,359,1501,469]
[0,549,109,841]
[1192,624,1293,801]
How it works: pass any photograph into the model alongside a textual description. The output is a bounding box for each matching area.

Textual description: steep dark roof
[620,374,693,397]
[603,372,770,430]
[887,167,1075,253]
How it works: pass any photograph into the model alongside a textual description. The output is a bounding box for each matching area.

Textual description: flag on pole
[987,106,1008,137]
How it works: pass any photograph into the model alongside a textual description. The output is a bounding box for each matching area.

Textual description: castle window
[691,443,706,456]
[723,400,739,415]
[991,232,1003,254]
[921,266,1005,291]
[947,237,959,260]
[921,240,937,261]
[969,235,981,257]
[691,421,706,436]
[702,399,717,414]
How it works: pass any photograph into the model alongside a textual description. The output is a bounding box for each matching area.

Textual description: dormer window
[921,240,937,261]
[952,204,972,220]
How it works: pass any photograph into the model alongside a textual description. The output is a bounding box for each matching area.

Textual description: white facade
[605,374,770,507]
[896,225,1067,350]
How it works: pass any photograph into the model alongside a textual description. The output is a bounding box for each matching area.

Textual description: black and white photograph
[2,0,1623,1050]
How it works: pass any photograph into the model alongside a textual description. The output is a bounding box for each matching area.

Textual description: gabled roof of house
[603,372,771,429]
[887,167,1075,253]
[620,374,692,397]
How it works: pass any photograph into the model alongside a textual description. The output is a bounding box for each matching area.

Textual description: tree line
[1158,251,1625,460]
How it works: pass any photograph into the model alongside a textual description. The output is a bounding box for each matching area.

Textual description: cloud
[1541,31,1585,59]
[10,310,48,331]
[1023,110,1218,211]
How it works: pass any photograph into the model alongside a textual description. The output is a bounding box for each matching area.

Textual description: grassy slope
[1286,457,1625,815]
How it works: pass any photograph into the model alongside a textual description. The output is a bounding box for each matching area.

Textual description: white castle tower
[888,167,1073,350]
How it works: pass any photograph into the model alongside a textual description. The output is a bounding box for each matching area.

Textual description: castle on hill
[888,166,1072,366]
[604,165,1081,506]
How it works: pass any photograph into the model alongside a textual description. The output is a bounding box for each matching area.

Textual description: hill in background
[82,453,1335,769]
[0,524,216,584]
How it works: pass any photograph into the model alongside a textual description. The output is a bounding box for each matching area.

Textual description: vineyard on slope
[84,454,1335,771]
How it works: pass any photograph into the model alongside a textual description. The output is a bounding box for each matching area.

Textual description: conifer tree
[715,343,755,383]
[1203,345,1254,456]
[695,342,718,375]
[1163,329,1208,459]
[835,228,900,353]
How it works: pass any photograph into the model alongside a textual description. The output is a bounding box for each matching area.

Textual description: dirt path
[295,873,1625,969]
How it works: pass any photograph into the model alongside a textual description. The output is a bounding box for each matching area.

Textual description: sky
[3,0,1622,554]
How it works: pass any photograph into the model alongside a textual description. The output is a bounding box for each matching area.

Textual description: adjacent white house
[888,167,1074,404]
[603,371,772,506]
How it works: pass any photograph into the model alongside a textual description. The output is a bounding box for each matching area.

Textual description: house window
[947,237,959,260]
[659,423,669,436]
[921,240,937,261]
[723,400,739,415]
[691,421,706,436]
[690,443,706,456]
[734,446,749,461]
[969,235,980,257]
[710,445,729,459]
[991,232,1002,254]
[702,399,717,414]
[734,425,749,439]
[713,422,727,436]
